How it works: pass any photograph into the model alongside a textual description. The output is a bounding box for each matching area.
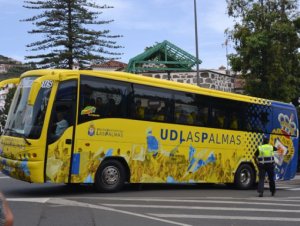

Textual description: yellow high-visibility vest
[258,144,274,163]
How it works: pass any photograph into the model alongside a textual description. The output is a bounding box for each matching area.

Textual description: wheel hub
[240,169,250,184]
[102,166,120,185]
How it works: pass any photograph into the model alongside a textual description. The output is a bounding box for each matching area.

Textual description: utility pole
[224,39,229,71]
[194,0,200,86]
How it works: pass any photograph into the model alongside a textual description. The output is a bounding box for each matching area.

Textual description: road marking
[293,175,300,180]
[7,196,300,224]
[83,197,300,207]
[148,214,300,222]
[276,186,293,189]
[49,199,191,226]
[7,198,191,226]
[287,188,300,191]
[0,176,9,179]
[284,197,300,199]
[102,203,300,213]
[7,198,50,203]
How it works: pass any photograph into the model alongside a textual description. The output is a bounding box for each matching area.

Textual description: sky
[0,0,234,69]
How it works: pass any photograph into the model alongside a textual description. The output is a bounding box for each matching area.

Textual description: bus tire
[234,164,255,190]
[95,159,125,192]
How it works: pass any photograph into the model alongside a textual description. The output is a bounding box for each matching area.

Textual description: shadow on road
[4,182,238,198]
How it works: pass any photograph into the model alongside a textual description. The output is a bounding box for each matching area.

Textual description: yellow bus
[0,78,19,88]
[0,78,19,134]
[0,69,298,192]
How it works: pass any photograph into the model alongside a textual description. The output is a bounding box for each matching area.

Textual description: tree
[226,0,300,102]
[22,0,123,69]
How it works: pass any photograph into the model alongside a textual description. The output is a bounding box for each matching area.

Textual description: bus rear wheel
[234,164,255,190]
[95,160,125,192]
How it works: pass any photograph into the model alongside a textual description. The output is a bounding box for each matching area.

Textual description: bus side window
[216,111,226,128]
[186,111,196,125]
[95,97,105,116]
[156,106,168,121]
[244,103,271,133]
[48,80,77,143]
[211,108,227,129]
[134,99,145,119]
[53,110,69,139]
[198,105,209,126]
[174,92,198,125]
[79,75,129,123]
[106,98,117,117]
[133,84,172,122]
[89,98,95,107]
[229,112,239,130]
[175,109,187,124]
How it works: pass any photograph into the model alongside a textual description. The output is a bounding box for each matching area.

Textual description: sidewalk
[276,174,300,186]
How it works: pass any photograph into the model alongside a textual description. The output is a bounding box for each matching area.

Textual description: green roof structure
[126,40,201,73]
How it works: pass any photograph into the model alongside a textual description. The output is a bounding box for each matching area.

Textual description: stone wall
[143,70,236,93]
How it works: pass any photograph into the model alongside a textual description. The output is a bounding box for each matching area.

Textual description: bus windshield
[4,77,52,139]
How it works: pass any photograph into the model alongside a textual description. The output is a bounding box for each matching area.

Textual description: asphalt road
[1,173,300,226]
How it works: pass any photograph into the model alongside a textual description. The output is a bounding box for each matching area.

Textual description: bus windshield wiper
[21,135,32,146]
[3,128,31,145]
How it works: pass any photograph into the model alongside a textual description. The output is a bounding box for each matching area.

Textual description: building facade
[142,69,239,93]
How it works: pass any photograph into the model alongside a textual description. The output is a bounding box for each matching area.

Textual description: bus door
[45,80,78,183]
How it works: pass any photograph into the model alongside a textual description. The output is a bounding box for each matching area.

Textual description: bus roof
[0,78,19,88]
[20,69,291,106]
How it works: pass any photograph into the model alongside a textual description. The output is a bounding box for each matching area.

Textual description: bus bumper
[0,156,44,183]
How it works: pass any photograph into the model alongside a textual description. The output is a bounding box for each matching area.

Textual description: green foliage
[226,0,300,102]
[22,0,123,69]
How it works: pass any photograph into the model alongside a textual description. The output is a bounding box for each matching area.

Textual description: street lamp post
[194,0,200,86]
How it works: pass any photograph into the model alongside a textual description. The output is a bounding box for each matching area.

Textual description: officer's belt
[258,156,275,163]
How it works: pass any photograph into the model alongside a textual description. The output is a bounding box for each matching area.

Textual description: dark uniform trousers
[257,162,275,194]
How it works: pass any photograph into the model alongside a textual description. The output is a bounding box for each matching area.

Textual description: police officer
[256,136,276,197]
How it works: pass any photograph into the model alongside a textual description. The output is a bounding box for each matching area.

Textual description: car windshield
[4,76,52,139]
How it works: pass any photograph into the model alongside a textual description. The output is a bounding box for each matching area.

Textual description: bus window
[25,87,51,138]
[228,111,239,130]
[245,103,272,133]
[174,92,199,125]
[210,99,230,129]
[198,105,209,126]
[95,97,105,116]
[210,98,246,130]
[48,80,77,143]
[195,95,209,126]
[211,108,227,129]
[134,99,145,119]
[133,84,171,122]
[79,75,129,123]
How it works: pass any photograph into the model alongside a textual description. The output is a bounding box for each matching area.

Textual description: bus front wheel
[95,160,125,192]
[234,164,255,190]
